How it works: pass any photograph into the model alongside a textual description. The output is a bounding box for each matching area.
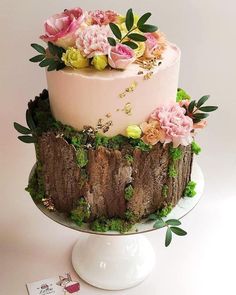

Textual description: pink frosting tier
[46,43,181,136]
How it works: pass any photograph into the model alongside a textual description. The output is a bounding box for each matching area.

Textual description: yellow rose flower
[62,47,89,69]
[92,55,108,71]
[134,42,146,58]
[126,125,142,139]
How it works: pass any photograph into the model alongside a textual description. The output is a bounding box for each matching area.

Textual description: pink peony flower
[40,8,85,48]
[151,103,194,148]
[76,25,111,58]
[144,31,167,59]
[140,119,166,145]
[108,44,135,70]
[88,10,118,26]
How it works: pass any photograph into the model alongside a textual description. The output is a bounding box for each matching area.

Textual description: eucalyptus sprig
[30,42,66,71]
[186,95,218,124]
[147,214,187,247]
[108,8,158,50]
[14,109,37,143]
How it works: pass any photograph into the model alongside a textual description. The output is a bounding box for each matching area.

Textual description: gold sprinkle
[119,92,126,98]
[135,57,158,70]
[144,71,154,80]
[116,108,120,112]
[106,113,112,118]
[138,71,144,75]
[122,102,132,116]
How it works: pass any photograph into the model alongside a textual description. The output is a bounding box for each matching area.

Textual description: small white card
[26,273,80,295]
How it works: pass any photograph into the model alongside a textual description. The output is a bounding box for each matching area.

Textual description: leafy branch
[147,214,187,247]
[14,109,37,143]
[108,9,158,50]
[30,42,66,71]
[186,95,218,124]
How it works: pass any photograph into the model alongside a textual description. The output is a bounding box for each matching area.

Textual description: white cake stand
[32,161,204,290]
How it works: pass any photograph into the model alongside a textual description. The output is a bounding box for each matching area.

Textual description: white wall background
[0,1,236,294]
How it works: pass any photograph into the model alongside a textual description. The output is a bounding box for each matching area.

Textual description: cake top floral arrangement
[30,7,167,71]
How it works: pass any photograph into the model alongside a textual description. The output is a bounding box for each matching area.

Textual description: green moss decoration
[191,141,202,155]
[108,135,128,149]
[124,184,134,201]
[168,163,178,178]
[90,217,133,233]
[70,198,91,226]
[95,133,110,148]
[129,138,152,152]
[25,162,45,200]
[176,88,191,102]
[158,204,173,217]
[169,146,183,161]
[184,181,197,198]
[76,148,88,168]
[125,210,137,223]
[124,154,134,165]
[162,185,169,198]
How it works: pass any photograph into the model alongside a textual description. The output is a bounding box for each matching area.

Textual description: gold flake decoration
[119,92,127,98]
[42,198,55,211]
[122,102,132,116]
[144,71,154,80]
[116,108,120,112]
[119,81,138,98]
[95,118,113,133]
[138,71,144,75]
[135,57,159,70]
[105,113,112,118]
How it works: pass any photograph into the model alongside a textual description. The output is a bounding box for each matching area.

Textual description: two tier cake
[14,7,217,235]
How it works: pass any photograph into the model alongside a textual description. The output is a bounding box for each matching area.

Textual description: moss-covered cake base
[26,90,193,232]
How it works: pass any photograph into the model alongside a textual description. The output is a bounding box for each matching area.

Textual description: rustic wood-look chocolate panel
[38,132,193,220]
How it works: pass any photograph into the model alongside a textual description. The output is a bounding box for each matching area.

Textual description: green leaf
[47,61,58,72]
[147,213,158,221]
[138,24,158,33]
[26,109,36,130]
[188,100,196,113]
[198,106,218,112]
[126,8,134,31]
[56,63,66,71]
[31,43,46,54]
[108,37,117,46]
[196,95,210,108]
[109,23,122,40]
[165,228,172,247]
[193,113,209,121]
[29,55,45,63]
[137,12,152,27]
[166,219,181,226]
[18,135,36,144]
[170,227,187,236]
[48,42,57,55]
[14,122,31,134]
[39,58,55,68]
[154,219,166,229]
[56,47,66,59]
[122,41,138,49]
[128,33,147,42]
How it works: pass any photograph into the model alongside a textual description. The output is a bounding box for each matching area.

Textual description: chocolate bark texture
[38,132,193,221]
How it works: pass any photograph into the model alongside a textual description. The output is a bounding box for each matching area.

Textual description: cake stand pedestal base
[72,234,156,290]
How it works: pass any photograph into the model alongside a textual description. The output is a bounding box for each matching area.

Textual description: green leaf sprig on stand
[147,214,187,247]
[186,95,218,124]
[108,9,158,50]
[30,42,66,71]
[14,109,37,143]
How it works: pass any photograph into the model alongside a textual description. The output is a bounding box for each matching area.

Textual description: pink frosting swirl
[108,44,135,70]
[40,8,84,48]
[151,104,194,147]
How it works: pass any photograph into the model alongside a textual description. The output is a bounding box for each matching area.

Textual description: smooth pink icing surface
[46,43,181,136]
